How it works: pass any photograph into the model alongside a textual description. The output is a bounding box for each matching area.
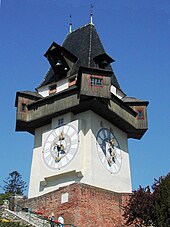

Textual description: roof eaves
[15,91,43,107]
[123,96,149,106]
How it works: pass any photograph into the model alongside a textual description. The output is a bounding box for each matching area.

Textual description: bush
[0,222,30,227]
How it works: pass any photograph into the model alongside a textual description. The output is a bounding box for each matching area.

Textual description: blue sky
[0,0,169,195]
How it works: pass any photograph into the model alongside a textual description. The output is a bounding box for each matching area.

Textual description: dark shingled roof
[63,24,105,69]
[62,23,121,89]
[38,23,122,91]
[37,68,55,88]
[122,96,149,105]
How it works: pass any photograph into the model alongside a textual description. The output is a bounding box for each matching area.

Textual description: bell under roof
[38,23,122,91]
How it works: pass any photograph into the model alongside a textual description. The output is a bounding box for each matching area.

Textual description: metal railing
[14,204,76,227]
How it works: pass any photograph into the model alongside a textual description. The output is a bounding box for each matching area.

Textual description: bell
[100,60,108,68]
[56,59,63,66]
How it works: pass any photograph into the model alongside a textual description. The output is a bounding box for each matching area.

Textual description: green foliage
[2,171,27,195]
[0,222,30,227]
[0,193,12,206]
[152,173,170,227]
[123,186,153,226]
[123,172,170,226]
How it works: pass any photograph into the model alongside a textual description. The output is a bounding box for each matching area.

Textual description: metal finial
[90,4,94,24]
[69,15,72,33]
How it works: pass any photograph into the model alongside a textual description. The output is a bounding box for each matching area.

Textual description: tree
[123,172,170,227]
[123,186,154,226]
[152,173,170,227]
[2,171,27,195]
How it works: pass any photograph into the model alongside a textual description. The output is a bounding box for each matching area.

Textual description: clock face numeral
[43,124,79,169]
[96,128,122,174]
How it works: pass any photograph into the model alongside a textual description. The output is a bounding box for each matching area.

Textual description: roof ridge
[88,24,93,67]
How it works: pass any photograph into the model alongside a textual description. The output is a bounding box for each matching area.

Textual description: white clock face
[43,124,79,169]
[96,128,122,173]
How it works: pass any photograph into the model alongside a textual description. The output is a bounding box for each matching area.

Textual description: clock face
[42,124,79,169]
[96,128,122,173]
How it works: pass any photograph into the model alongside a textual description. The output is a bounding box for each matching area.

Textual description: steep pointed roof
[62,23,121,89]
[38,23,121,90]
[63,23,106,69]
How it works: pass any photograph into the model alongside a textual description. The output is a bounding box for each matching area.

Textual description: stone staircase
[13,209,50,226]
[1,207,76,227]
[1,199,76,227]
[2,208,41,226]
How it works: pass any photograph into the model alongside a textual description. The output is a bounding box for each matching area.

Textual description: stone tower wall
[18,183,132,227]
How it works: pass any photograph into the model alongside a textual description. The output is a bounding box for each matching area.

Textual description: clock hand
[53,144,61,162]
[54,141,66,162]
[105,142,112,166]
[54,131,66,162]
[59,144,66,154]
[59,131,65,140]
[106,140,116,166]
[109,138,115,146]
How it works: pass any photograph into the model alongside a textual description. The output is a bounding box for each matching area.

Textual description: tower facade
[15,23,148,200]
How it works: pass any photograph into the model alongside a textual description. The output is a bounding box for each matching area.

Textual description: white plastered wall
[28,112,84,198]
[57,79,68,93]
[110,85,125,99]
[76,111,132,193]
[28,110,132,198]
[37,85,49,97]
[37,79,69,98]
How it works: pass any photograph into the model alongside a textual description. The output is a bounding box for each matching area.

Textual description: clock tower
[15,22,148,225]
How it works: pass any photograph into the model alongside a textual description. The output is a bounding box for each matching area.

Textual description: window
[90,77,103,86]
[49,84,56,95]
[61,193,69,204]
[137,109,144,120]
[21,103,27,112]
[58,118,64,126]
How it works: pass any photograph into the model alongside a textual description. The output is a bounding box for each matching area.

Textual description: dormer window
[93,53,114,69]
[44,43,70,78]
[90,76,103,86]
[49,84,56,95]
[54,58,69,73]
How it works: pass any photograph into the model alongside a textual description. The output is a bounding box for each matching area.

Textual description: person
[49,213,55,227]
[58,213,64,227]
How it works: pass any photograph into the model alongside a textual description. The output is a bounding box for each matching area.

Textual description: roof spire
[90,4,94,25]
[69,15,72,33]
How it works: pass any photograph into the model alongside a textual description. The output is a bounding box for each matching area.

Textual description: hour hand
[58,144,65,154]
